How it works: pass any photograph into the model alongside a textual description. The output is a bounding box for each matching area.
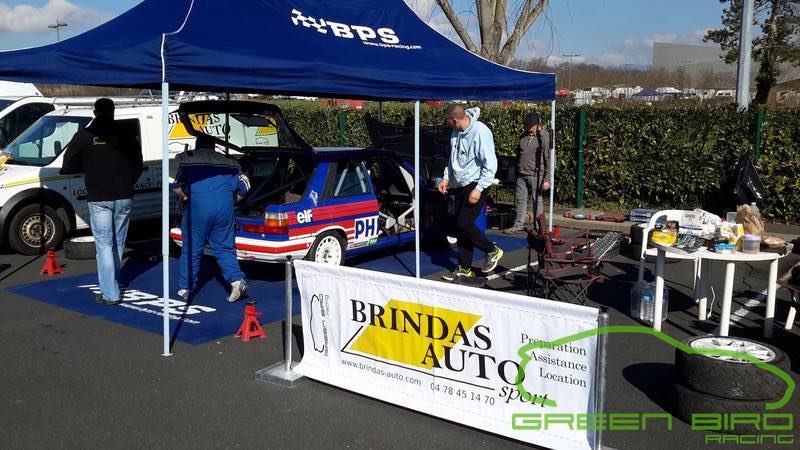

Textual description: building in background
[653,42,799,90]
[652,42,735,80]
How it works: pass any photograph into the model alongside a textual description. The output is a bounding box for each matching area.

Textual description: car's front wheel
[8,204,65,255]
[307,231,345,265]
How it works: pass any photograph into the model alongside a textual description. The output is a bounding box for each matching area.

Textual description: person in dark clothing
[61,98,143,304]
[504,112,550,234]
[171,134,250,302]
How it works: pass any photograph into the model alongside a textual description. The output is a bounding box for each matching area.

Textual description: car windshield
[0,100,14,110]
[178,110,306,150]
[2,116,91,166]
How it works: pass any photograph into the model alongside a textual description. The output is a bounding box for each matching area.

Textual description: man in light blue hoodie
[438,104,504,281]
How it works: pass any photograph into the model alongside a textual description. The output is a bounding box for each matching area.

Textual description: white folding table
[651,243,783,337]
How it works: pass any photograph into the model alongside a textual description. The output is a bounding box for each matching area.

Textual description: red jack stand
[40,249,63,276]
[235,301,266,341]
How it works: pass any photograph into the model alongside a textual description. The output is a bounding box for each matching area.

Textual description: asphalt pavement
[1,228,798,450]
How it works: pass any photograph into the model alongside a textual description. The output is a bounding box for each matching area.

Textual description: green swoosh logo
[515,326,795,410]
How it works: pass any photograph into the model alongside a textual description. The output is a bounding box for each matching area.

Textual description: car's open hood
[364,113,451,159]
[176,100,313,153]
[363,113,517,185]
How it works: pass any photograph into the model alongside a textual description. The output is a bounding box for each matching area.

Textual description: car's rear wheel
[307,231,345,265]
[8,204,65,255]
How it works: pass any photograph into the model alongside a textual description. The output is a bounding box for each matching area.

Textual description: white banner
[293,260,601,450]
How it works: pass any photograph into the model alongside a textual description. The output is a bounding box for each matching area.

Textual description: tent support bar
[414,101,420,278]
[254,256,303,387]
[549,100,556,232]
[161,82,172,357]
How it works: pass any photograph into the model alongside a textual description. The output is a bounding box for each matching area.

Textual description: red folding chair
[525,221,625,305]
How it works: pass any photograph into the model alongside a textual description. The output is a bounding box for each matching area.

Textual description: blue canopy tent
[0,0,556,356]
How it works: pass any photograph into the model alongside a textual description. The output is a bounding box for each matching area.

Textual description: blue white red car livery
[169,101,423,265]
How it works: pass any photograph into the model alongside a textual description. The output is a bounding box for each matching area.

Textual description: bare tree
[434,0,550,65]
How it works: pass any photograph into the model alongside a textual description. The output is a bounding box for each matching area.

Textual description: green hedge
[275,102,800,220]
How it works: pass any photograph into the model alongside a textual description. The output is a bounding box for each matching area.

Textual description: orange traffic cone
[235,301,266,342]
[40,249,63,276]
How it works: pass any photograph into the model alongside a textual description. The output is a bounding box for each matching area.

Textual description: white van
[0,93,165,151]
[0,104,192,254]
[0,97,58,150]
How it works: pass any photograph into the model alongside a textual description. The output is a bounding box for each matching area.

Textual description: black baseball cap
[524,112,541,127]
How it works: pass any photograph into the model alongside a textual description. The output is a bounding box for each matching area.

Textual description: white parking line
[487,262,537,281]
[713,262,798,332]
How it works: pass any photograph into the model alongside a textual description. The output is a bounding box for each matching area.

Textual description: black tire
[306,231,346,265]
[64,236,97,260]
[630,223,645,244]
[673,383,773,434]
[675,336,790,401]
[7,204,65,255]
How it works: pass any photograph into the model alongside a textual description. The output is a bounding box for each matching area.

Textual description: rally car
[169,101,454,265]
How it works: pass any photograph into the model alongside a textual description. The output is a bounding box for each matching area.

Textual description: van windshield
[0,100,13,110]
[2,116,91,166]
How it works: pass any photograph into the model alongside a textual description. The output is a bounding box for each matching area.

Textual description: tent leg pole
[549,100,556,232]
[254,256,303,387]
[414,101,420,279]
[284,256,293,373]
[161,82,172,357]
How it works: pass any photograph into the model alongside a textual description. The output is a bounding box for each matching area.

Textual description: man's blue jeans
[88,199,133,301]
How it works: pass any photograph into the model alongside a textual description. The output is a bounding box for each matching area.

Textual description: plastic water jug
[630,280,646,318]
[637,282,668,323]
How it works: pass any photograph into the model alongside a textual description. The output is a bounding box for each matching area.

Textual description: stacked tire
[673,335,791,434]
[64,236,96,260]
[628,223,646,258]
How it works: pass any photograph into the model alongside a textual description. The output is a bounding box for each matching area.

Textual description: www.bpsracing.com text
[341,359,422,386]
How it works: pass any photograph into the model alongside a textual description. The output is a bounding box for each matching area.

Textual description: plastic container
[742,234,761,254]
[636,282,668,323]
[714,243,736,254]
[651,230,677,245]
[630,280,646,318]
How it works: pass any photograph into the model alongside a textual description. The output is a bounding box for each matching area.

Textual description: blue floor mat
[5,235,525,345]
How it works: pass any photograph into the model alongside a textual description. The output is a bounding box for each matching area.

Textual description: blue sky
[0,0,727,66]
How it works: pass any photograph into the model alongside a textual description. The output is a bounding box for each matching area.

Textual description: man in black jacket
[61,98,143,304]
[504,112,550,234]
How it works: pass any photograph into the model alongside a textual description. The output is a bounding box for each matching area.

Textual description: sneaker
[177,289,190,301]
[441,266,474,281]
[228,279,248,302]
[481,245,504,273]
[95,294,121,305]
[503,226,524,234]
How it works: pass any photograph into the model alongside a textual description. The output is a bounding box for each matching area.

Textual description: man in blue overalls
[171,135,250,302]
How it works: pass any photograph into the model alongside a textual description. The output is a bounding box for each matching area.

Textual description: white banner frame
[287,260,609,450]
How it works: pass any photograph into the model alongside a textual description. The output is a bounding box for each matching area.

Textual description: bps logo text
[291,9,421,50]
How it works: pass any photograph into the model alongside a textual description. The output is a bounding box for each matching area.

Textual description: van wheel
[64,236,97,260]
[307,232,345,265]
[8,204,65,255]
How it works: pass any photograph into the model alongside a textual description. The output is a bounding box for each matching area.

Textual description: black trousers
[453,182,494,268]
